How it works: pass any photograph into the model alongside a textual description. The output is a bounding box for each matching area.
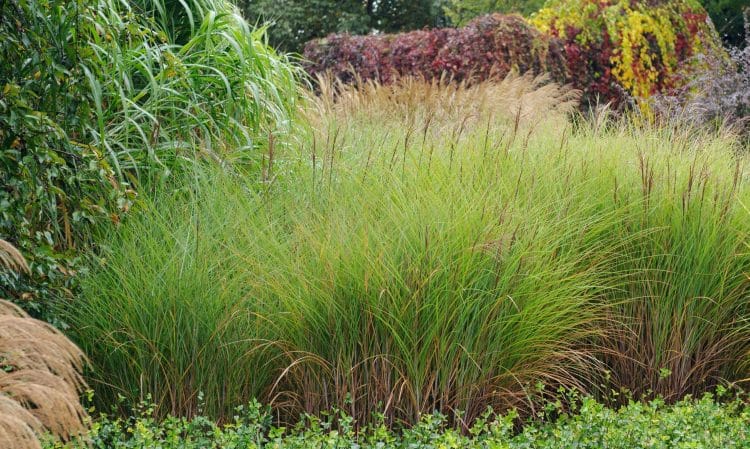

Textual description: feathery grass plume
[0,300,28,317]
[308,73,578,137]
[0,298,88,446]
[0,239,30,275]
[0,395,43,449]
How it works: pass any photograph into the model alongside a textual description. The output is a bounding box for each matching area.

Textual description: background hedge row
[303,0,724,107]
[303,14,567,85]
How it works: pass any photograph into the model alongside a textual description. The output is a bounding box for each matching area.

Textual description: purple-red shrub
[303,14,567,84]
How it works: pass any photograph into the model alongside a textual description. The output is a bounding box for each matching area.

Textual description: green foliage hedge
[47,393,750,448]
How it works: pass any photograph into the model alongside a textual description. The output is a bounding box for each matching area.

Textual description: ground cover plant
[46,393,750,448]
[66,75,750,427]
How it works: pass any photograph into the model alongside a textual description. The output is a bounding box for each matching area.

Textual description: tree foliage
[443,0,546,26]
[700,0,746,47]
[239,0,443,53]
[0,0,124,322]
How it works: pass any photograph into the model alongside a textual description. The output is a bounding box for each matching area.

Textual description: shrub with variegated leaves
[531,0,725,106]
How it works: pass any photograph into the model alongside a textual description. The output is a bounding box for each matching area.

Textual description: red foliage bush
[303,14,567,84]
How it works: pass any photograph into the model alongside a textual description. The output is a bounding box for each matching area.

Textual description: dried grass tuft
[0,239,30,274]
[0,299,29,317]
[307,73,579,135]
[0,395,43,449]
[0,298,88,448]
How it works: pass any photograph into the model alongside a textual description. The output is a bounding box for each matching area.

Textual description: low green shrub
[46,393,750,448]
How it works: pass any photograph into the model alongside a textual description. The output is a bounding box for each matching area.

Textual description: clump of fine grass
[67,180,278,419]
[578,123,750,400]
[70,75,750,426]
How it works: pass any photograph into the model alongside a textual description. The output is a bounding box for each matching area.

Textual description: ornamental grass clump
[81,0,303,178]
[561,123,750,399]
[70,76,750,426]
